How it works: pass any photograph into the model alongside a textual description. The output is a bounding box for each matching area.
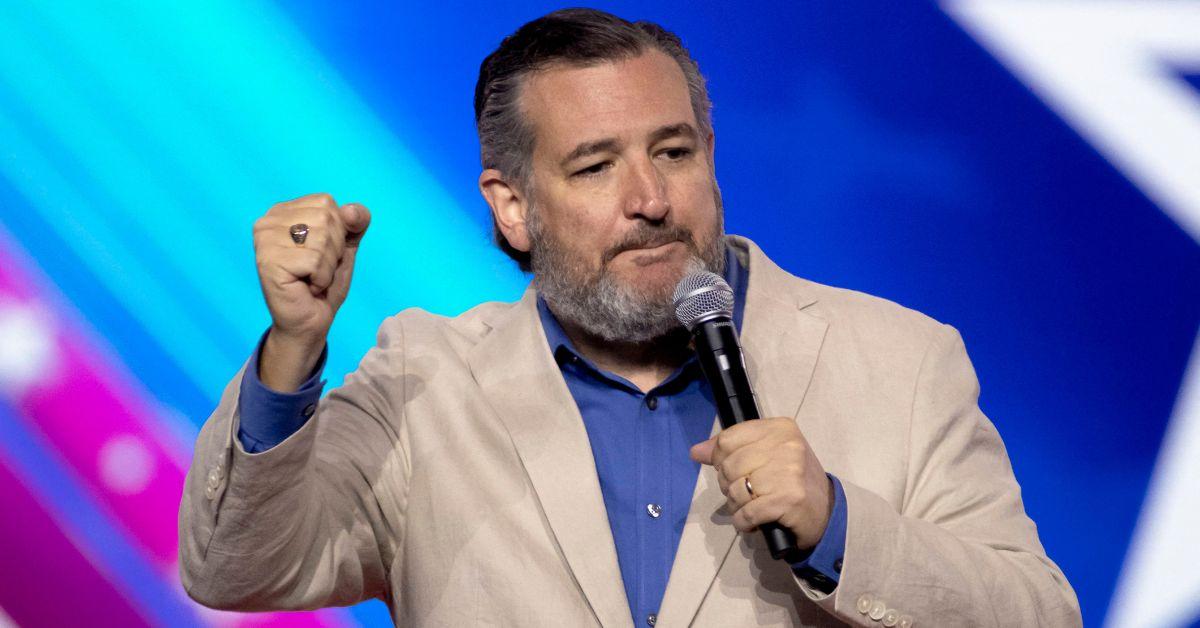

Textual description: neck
[557,316,692,393]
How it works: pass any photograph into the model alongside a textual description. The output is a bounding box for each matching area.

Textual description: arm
[178,316,409,611]
[237,326,328,453]
[794,324,1081,627]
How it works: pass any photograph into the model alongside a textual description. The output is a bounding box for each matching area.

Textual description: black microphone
[673,270,802,562]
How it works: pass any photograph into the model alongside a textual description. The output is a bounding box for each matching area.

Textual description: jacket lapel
[467,289,633,628]
[657,236,829,626]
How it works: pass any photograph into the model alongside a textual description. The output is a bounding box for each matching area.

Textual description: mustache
[602,224,698,265]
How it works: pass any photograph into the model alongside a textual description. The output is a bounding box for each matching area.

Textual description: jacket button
[856,594,872,614]
[883,608,900,626]
[206,468,221,489]
[898,615,914,628]
[869,600,887,621]
[205,484,217,500]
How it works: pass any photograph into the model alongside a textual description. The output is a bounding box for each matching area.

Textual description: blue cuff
[236,327,327,453]
[789,473,847,591]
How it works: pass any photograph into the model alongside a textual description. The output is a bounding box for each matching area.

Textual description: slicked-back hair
[474,8,714,271]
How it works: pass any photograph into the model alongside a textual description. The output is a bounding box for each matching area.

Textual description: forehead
[520,50,696,157]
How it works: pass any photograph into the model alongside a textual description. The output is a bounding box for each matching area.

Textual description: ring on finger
[744,476,756,499]
[290,223,309,246]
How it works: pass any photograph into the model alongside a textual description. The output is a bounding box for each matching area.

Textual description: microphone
[673,271,801,562]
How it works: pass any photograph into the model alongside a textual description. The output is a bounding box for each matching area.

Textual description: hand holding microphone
[676,272,835,559]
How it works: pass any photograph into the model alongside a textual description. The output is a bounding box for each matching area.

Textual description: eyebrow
[559,122,699,169]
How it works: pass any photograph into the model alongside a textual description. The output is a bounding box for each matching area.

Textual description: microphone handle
[692,318,803,563]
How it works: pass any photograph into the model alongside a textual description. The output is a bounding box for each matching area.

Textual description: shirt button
[834,558,843,573]
[646,613,657,626]
[882,609,900,626]
[646,503,663,518]
[869,600,887,621]
[856,594,872,614]
[302,403,317,418]
[646,396,658,410]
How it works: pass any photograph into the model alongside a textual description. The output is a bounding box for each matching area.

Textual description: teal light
[0,1,526,395]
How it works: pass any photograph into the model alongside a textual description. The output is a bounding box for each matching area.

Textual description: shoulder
[738,234,951,355]
[802,279,949,348]
[374,297,525,356]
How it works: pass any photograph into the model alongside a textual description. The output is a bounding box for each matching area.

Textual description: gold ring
[745,476,755,498]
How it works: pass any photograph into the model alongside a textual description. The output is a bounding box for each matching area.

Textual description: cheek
[670,172,719,223]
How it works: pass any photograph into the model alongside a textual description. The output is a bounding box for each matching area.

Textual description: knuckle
[309,192,336,207]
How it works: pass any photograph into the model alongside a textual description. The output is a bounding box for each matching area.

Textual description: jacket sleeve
[793,323,1082,627]
[178,315,409,612]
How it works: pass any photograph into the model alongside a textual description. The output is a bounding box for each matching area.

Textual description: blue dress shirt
[236,244,848,624]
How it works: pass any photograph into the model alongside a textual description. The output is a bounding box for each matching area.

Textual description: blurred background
[0,1,1196,626]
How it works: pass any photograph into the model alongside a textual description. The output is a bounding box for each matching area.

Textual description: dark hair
[474,8,713,271]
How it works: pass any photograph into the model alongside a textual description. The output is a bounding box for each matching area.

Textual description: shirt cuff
[788,473,847,593]
[236,327,328,453]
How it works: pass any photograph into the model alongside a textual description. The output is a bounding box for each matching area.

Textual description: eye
[573,161,612,177]
[660,147,693,160]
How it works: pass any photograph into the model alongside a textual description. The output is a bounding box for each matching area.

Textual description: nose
[622,155,671,221]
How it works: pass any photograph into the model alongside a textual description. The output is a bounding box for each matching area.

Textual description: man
[179,8,1081,627]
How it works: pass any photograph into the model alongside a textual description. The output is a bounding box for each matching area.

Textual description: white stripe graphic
[942,3,1200,627]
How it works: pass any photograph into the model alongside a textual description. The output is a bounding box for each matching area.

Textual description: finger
[258,205,339,251]
[714,418,795,454]
[721,475,748,513]
[690,437,716,465]
[340,203,371,247]
[717,440,772,485]
[267,241,337,289]
[308,251,337,295]
[261,246,325,289]
[731,494,786,534]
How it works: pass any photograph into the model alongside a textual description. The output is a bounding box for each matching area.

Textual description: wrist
[260,326,327,392]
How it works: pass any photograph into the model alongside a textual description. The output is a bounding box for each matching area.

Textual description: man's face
[518,49,725,341]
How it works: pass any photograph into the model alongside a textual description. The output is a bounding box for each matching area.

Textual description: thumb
[690,437,716,465]
[340,203,371,247]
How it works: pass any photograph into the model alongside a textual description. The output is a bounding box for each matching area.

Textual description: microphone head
[673,271,735,330]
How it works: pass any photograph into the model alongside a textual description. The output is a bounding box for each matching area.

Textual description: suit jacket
[179,236,1082,627]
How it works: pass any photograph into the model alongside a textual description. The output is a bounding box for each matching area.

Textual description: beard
[528,183,727,344]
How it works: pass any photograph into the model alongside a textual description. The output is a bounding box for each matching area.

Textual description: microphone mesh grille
[673,271,735,329]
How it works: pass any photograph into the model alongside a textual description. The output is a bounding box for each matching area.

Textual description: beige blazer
[179,236,1081,627]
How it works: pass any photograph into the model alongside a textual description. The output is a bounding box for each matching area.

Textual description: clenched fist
[251,192,371,391]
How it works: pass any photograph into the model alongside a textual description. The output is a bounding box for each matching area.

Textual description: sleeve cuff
[789,473,847,593]
[236,327,328,453]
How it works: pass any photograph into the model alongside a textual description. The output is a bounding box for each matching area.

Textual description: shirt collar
[537,241,749,363]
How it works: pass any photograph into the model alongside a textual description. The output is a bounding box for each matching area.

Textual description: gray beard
[527,189,727,344]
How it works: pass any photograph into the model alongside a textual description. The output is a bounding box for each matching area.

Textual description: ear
[479,168,531,253]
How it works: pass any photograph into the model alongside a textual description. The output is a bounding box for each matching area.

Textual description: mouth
[619,240,681,265]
